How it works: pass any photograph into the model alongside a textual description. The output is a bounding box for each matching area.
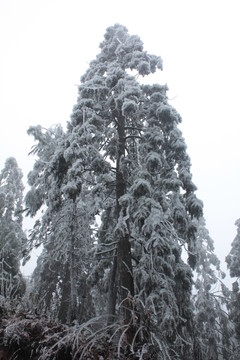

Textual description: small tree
[226,218,240,354]
[25,125,95,323]
[193,218,234,359]
[0,157,26,298]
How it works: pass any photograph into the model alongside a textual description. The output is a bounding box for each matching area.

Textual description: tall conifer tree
[65,24,203,356]
[26,25,216,358]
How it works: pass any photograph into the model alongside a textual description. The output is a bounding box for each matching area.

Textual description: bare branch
[95,247,117,256]
[124,126,142,131]
[125,135,142,141]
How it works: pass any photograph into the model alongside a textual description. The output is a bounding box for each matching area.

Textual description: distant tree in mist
[226,218,240,356]
[0,157,26,297]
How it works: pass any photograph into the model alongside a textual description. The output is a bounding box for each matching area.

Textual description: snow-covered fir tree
[24,24,235,359]
[0,157,26,298]
[64,24,204,358]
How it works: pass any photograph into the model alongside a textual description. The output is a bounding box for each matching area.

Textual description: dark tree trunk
[108,113,134,340]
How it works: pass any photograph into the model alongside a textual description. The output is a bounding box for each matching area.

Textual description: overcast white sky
[1,0,240,278]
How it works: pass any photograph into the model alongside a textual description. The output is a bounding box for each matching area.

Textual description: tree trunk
[107,251,117,324]
[108,113,134,340]
[68,201,78,323]
[117,232,134,327]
